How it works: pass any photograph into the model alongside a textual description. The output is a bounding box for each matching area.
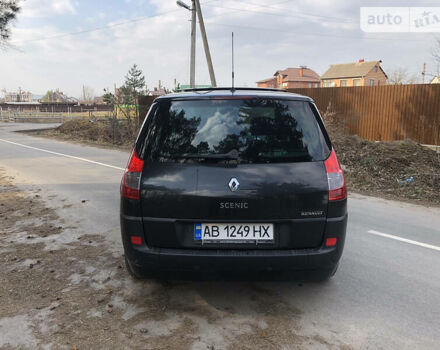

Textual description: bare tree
[387,67,420,85]
[82,85,95,103]
[0,0,20,47]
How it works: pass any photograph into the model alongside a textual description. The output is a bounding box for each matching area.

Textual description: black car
[120,88,347,280]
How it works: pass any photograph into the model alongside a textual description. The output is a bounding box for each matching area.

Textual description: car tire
[310,263,339,282]
[330,262,339,277]
[125,256,150,280]
[320,263,339,281]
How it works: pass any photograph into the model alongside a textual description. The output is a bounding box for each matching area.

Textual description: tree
[82,85,95,103]
[119,64,146,106]
[0,0,20,46]
[124,64,146,95]
[387,68,419,85]
[103,64,146,124]
[103,90,114,107]
[41,90,56,103]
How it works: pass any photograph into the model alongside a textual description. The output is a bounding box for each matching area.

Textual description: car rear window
[143,98,330,163]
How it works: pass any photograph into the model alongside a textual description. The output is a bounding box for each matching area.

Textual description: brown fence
[0,103,113,113]
[287,84,440,145]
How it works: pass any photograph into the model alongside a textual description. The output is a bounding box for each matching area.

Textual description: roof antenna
[231,32,235,92]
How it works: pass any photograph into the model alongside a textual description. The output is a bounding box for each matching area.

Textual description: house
[147,80,167,96]
[40,89,77,103]
[93,95,106,104]
[256,67,321,89]
[2,89,33,103]
[147,87,167,97]
[320,59,387,87]
[256,77,277,89]
[430,76,440,84]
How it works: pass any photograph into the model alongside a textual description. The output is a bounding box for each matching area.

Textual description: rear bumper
[121,213,347,273]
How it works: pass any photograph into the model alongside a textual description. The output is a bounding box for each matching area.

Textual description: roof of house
[274,67,320,82]
[321,60,384,79]
[256,77,277,84]
[430,76,440,84]
[256,67,320,84]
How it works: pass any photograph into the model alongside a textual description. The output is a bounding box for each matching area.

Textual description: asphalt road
[1,122,439,349]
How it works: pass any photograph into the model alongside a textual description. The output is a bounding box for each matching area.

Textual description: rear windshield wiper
[256,151,312,162]
[161,149,240,160]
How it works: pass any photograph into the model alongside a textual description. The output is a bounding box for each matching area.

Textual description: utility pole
[422,62,426,84]
[190,0,196,88]
[195,0,216,87]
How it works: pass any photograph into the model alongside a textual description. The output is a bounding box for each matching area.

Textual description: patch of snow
[0,315,39,347]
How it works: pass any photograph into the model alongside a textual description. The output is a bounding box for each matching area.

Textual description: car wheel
[320,263,339,281]
[330,262,339,277]
[125,256,150,280]
[310,263,339,282]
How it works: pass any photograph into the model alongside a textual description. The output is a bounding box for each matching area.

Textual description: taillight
[130,236,143,245]
[325,237,338,247]
[324,149,346,201]
[121,149,144,200]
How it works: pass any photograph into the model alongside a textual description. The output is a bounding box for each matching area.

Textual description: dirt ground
[0,169,352,350]
[23,119,137,151]
[324,117,440,206]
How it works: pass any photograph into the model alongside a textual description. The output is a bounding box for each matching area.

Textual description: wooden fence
[288,84,440,145]
[0,103,112,113]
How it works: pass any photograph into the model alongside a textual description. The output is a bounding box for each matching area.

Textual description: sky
[1,0,439,99]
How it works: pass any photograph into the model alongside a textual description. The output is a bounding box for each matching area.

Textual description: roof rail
[180,87,288,93]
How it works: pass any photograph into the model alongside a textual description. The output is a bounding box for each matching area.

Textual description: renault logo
[228,178,240,192]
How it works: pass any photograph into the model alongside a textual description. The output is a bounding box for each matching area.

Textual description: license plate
[194,223,274,243]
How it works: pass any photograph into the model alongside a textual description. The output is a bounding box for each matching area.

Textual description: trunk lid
[140,161,328,249]
[140,162,328,220]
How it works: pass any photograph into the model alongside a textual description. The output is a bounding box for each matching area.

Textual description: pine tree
[125,64,146,94]
[121,64,145,124]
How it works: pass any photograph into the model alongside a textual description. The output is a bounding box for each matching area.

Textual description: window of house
[369,79,375,86]
[323,80,335,87]
[282,82,288,87]
[340,80,347,87]
[353,79,361,87]
[308,83,312,88]
[375,66,378,72]
[315,83,319,88]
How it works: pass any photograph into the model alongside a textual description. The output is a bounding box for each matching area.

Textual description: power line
[201,0,295,21]
[203,2,358,24]
[201,2,430,42]
[10,0,219,45]
[206,21,433,43]
[11,12,177,44]
[10,0,433,45]
[233,0,358,23]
